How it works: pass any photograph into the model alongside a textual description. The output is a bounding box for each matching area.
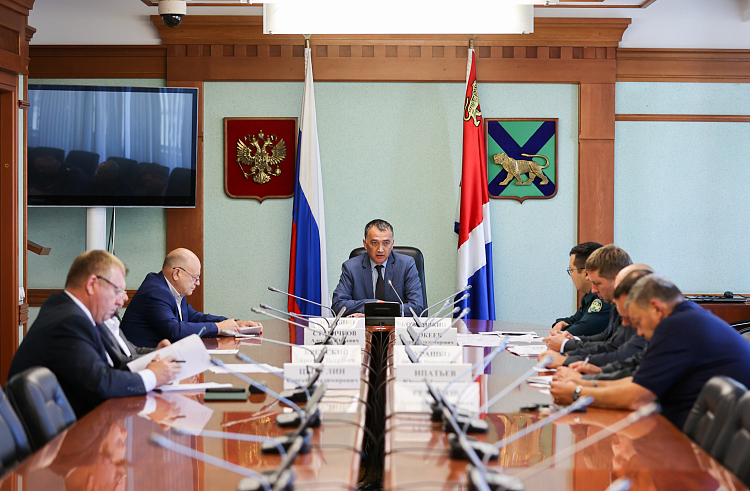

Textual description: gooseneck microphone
[420,285,472,316]
[414,307,471,353]
[388,280,405,317]
[268,286,335,315]
[237,433,306,491]
[235,352,322,404]
[245,336,328,364]
[448,396,594,462]
[259,303,330,331]
[252,307,327,335]
[411,307,461,345]
[149,434,273,491]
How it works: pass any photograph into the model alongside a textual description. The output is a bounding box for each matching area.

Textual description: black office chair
[711,391,750,486]
[64,150,100,177]
[0,388,31,472]
[6,367,77,450]
[682,375,747,453]
[349,246,427,308]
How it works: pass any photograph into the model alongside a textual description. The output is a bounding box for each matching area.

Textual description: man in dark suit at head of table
[331,219,424,317]
[9,250,181,418]
[120,248,262,348]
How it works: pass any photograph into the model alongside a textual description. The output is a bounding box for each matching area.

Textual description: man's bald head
[162,248,201,296]
[162,248,199,272]
[614,263,654,289]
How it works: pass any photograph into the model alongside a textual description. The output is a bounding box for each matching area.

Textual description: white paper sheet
[127,334,211,385]
[207,349,240,355]
[456,333,507,347]
[527,375,553,386]
[208,363,282,374]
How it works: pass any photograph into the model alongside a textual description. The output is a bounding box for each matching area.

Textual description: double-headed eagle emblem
[236,130,287,184]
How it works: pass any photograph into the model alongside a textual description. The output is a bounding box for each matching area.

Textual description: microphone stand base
[444,414,489,434]
[447,433,499,461]
[261,429,313,454]
[248,380,268,394]
[467,466,524,491]
[238,468,296,491]
[276,408,321,428]
[280,385,319,403]
[430,402,443,422]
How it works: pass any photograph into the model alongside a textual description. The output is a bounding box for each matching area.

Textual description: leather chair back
[0,389,31,471]
[682,375,747,453]
[349,246,427,307]
[711,391,750,486]
[6,367,77,450]
[64,150,101,177]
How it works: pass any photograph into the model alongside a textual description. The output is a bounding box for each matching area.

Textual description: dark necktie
[97,323,129,369]
[375,265,385,300]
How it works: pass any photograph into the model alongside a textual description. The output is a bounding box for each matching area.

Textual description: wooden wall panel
[578,139,615,245]
[617,48,750,82]
[29,46,167,79]
[579,83,616,139]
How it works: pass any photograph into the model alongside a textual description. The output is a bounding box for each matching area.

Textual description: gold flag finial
[304,34,311,49]
[468,35,476,50]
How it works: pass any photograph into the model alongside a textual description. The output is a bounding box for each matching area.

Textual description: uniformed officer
[551,242,611,337]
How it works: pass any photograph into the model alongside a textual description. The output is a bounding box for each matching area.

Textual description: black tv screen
[27,84,198,207]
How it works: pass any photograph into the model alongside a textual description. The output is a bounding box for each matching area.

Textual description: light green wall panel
[26,79,168,291]
[614,82,750,294]
[204,82,578,325]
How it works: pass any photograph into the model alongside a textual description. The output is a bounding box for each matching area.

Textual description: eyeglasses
[96,276,126,297]
[174,266,200,284]
[566,267,585,276]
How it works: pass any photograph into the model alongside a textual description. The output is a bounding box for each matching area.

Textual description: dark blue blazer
[120,272,226,348]
[331,252,424,315]
[8,292,147,418]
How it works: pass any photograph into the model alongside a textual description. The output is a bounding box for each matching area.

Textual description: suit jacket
[8,292,147,418]
[120,272,226,348]
[98,319,155,370]
[331,252,424,315]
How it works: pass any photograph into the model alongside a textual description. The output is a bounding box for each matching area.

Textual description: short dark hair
[364,219,393,239]
[613,268,653,299]
[570,242,603,269]
[585,245,632,280]
[66,250,127,288]
[626,274,683,309]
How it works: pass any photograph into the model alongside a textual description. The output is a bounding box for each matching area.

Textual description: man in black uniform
[550,242,611,337]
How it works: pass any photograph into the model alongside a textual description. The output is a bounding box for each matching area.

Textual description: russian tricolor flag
[288,46,329,316]
[455,48,496,320]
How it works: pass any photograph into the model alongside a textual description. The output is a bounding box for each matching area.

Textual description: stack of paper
[507,344,547,357]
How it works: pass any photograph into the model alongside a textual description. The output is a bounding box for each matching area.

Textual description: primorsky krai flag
[288,47,329,316]
[455,48,495,320]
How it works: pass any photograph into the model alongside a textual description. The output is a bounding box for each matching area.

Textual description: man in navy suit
[121,248,262,347]
[332,219,424,316]
[9,250,180,418]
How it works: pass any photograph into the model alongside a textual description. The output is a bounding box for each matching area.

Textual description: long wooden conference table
[0,319,746,491]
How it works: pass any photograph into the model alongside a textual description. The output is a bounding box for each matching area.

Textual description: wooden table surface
[0,319,368,491]
[383,320,750,491]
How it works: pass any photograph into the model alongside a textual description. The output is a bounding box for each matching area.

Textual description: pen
[197,327,206,337]
[581,355,590,368]
[174,360,186,363]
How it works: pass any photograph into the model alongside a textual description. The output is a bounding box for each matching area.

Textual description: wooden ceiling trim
[151,16,630,48]
[617,48,750,82]
[29,45,168,79]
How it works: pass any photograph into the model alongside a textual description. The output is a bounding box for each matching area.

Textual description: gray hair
[625,273,683,309]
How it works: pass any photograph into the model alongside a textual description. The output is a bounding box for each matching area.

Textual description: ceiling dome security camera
[159,0,186,28]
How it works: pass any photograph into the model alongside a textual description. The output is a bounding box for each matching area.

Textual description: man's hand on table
[549,379,578,405]
[147,355,181,386]
[553,366,583,382]
[237,320,262,330]
[568,360,602,374]
[538,350,568,368]
[550,321,568,333]
[216,318,240,335]
[156,339,172,349]
[543,331,573,352]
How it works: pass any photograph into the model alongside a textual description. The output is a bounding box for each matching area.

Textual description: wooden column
[578,83,616,245]
[166,80,205,312]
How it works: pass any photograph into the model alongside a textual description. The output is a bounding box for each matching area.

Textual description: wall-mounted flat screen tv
[27,84,198,207]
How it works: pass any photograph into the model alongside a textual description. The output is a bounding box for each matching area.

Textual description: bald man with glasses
[121,248,261,348]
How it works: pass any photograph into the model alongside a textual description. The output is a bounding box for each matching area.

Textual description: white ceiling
[27,0,750,49]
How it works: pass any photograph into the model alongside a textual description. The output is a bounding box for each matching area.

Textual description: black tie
[375,265,385,300]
